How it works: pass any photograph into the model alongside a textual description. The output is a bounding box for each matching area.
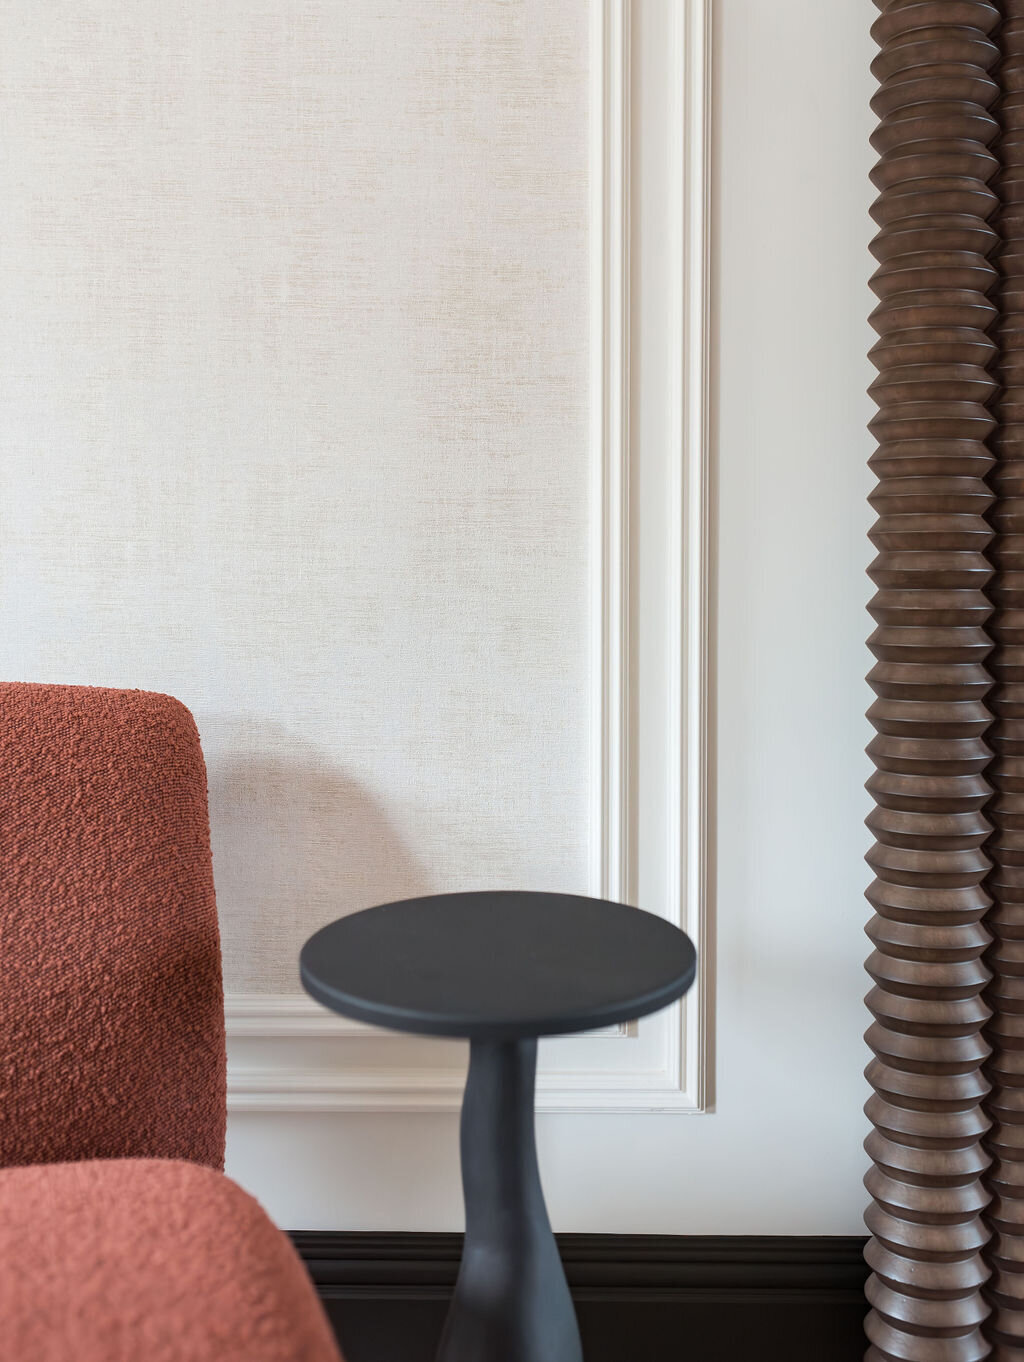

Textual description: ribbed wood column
[866,3,1000,1360]
[987,5,1024,1356]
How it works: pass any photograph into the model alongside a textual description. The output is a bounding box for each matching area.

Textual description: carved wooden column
[866,3,1000,1359]
[987,4,1024,1356]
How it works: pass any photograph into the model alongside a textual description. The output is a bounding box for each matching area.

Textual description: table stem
[436,1038,583,1362]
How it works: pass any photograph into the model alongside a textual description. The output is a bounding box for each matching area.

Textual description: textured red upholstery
[0,1159,342,1362]
[0,683,343,1358]
[0,683,226,1169]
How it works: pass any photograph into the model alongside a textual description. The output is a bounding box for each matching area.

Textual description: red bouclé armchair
[0,683,343,1362]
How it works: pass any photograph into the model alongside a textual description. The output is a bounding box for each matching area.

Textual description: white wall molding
[227,995,368,1037]
[226,994,628,1041]
[226,0,713,1116]
[592,0,631,908]
[228,1060,703,1115]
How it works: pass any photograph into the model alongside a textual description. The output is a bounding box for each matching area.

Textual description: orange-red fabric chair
[0,682,342,1362]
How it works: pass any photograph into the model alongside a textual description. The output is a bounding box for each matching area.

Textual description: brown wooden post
[987,4,1024,1356]
[866,3,1000,1359]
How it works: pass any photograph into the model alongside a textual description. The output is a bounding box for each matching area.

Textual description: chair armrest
[0,1158,343,1362]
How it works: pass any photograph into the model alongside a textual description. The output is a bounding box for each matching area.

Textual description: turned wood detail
[987,5,1024,1357]
[866,3,1001,1360]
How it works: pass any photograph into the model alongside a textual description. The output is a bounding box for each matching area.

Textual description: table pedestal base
[437,1039,583,1362]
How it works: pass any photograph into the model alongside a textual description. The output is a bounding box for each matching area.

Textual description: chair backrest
[0,683,226,1169]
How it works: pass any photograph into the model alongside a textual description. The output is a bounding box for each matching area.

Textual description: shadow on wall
[203,719,432,994]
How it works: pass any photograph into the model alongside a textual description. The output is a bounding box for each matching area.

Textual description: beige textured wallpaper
[0,0,593,992]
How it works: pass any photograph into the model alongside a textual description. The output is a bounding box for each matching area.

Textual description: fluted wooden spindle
[987,5,1024,1357]
[866,3,1000,1359]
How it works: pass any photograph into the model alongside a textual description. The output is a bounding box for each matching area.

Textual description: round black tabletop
[299,890,697,1041]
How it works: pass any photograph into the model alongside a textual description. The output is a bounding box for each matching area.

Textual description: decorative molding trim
[591,0,631,908]
[228,1058,700,1115]
[292,1231,870,1291]
[226,0,713,1116]
[294,1233,869,1362]
[684,0,713,1116]
[225,994,628,1041]
[226,995,366,1037]
[670,0,713,1116]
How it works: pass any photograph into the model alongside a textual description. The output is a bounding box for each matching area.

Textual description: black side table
[300,890,697,1362]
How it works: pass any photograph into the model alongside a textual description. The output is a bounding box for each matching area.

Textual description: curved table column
[438,1039,582,1362]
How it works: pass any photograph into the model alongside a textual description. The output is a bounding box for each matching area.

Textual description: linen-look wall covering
[0,0,593,996]
[866,2,1024,1358]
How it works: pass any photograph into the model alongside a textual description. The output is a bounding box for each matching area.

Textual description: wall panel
[0,0,594,995]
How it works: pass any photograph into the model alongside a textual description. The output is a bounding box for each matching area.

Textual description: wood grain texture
[987,5,1024,1357]
[866,3,1000,1359]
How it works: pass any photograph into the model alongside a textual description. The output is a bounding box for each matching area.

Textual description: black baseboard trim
[290,1232,869,1362]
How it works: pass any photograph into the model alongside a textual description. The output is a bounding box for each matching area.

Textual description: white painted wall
[2,0,877,1233]
[228,0,878,1234]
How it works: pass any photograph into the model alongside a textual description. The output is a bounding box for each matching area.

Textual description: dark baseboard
[290,1232,869,1362]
